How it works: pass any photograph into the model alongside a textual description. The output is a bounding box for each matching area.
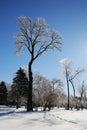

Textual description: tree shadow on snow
[0,110,15,116]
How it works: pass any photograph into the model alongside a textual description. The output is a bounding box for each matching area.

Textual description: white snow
[0,107,87,130]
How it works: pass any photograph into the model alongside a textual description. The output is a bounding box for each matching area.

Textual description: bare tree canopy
[15,16,62,59]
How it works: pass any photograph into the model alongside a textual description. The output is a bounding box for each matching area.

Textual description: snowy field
[0,106,87,130]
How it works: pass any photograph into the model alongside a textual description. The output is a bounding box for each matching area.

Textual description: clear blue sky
[0,0,87,83]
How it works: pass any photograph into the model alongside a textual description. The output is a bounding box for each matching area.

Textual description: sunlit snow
[0,106,87,130]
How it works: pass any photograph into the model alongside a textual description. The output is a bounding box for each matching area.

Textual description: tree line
[0,67,66,111]
[0,66,87,111]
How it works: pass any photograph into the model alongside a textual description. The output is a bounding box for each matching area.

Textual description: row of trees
[0,67,66,110]
[0,66,87,110]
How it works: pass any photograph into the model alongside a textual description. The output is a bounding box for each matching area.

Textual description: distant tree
[33,72,44,108]
[60,58,72,109]
[11,67,28,108]
[77,81,87,109]
[50,78,64,107]
[14,16,62,111]
[33,72,52,110]
[69,68,85,98]
[50,78,63,91]
[0,81,8,105]
[60,58,84,110]
[33,72,65,110]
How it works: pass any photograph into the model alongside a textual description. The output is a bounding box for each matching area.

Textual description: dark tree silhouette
[14,17,62,111]
[11,67,28,108]
[0,81,8,105]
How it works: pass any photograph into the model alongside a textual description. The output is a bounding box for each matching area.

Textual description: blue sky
[0,0,87,83]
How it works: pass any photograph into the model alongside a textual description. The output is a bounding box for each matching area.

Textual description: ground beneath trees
[0,106,87,130]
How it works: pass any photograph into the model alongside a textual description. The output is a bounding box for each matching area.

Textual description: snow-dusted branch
[14,16,62,60]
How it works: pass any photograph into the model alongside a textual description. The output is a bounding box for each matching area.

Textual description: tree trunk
[66,70,70,110]
[69,80,75,98]
[67,79,70,110]
[27,62,33,111]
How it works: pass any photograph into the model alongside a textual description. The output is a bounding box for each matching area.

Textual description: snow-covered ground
[0,106,87,130]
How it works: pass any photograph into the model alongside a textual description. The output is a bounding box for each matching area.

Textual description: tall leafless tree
[14,16,62,111]
[60,58,84,110]
[77,81,87,109]
[69,68,85,98]
[60,58,72,109]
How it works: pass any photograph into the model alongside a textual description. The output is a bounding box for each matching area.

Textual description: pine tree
[0,81,8,105]
[11,67,28,108]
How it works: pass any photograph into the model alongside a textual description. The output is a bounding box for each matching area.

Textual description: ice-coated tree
[60,58,72,109]
[50,78,63,91]
[33,72,44,108]
[33,72,65,110]
[77,81,87,109]
[33,72,52,110]
[50,78,64,107]
[60,58,84,109]
[69,67,85,98]
[78,81,86,100]
[14,16,62,111]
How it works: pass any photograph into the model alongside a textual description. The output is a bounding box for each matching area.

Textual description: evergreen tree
[11,67,28,108]
[0,81,8,105]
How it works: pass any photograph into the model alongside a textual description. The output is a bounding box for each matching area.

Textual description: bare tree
[33,72,45,109]
[14,16,62,111]
[33,72,53,111]
[50,78,64,108]
[60,58,72,109]
[50,78,63,91]
[77,81,87,109]
[69,67,85,98]
[60,58,84,110]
